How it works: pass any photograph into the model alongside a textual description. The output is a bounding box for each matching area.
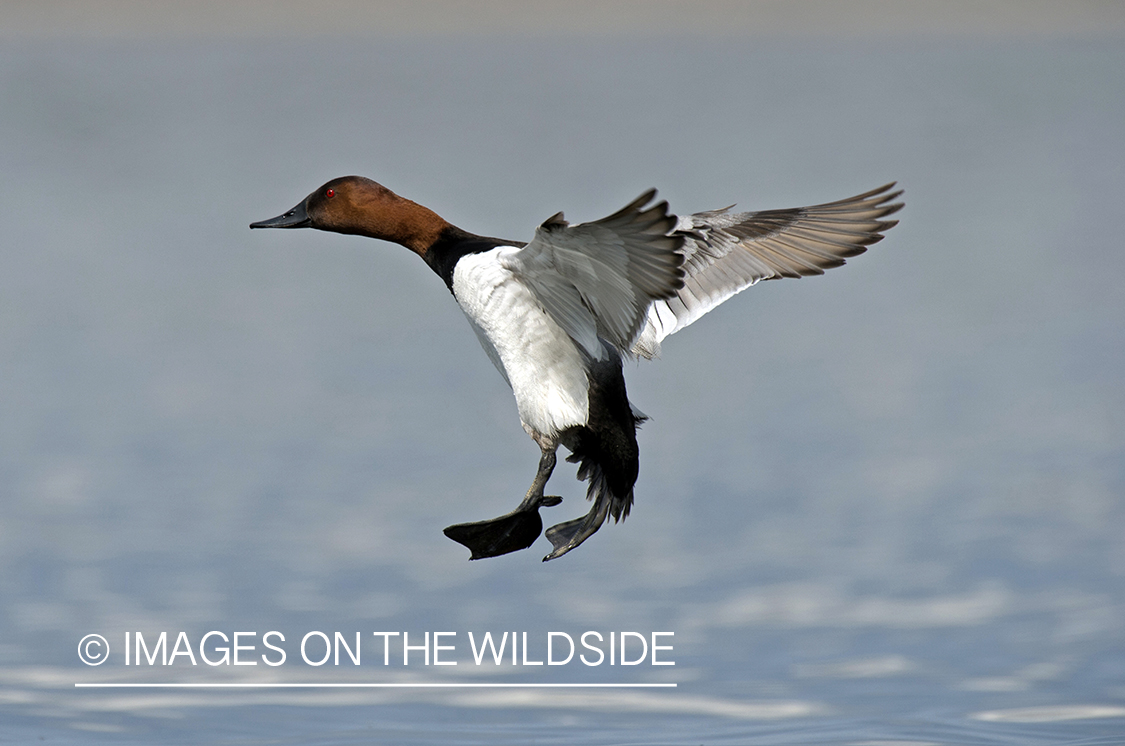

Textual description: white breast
[452,248,589,440]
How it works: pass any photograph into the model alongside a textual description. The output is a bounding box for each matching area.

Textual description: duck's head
[250,175,449,255]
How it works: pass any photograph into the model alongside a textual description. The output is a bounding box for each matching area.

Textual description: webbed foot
[542,495,611,561]
[446,446,564,560]
[444,495,561,560]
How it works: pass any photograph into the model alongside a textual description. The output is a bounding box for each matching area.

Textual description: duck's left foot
[444,496,561,560]
[543,513,599,561]
[543,492,613,561]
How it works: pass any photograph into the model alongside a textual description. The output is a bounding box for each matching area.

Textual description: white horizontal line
[74,682,676,689]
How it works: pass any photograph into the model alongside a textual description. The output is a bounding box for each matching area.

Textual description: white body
[452,247,590,442]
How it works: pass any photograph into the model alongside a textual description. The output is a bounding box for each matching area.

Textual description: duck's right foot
[443,495,561,560]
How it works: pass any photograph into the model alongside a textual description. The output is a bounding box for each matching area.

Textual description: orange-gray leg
[443,446,562,559]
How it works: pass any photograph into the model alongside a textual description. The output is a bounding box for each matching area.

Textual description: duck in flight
[251,178,902,561]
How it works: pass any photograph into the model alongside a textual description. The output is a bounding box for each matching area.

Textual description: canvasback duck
[251,178,902,561]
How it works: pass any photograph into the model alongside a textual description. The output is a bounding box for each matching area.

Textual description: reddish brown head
[250,176,451,256]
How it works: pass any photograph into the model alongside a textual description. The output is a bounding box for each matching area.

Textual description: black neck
[422,226,526,290]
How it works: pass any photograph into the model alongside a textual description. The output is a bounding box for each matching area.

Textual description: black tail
[544,353,641,560]
[565,425,636,522]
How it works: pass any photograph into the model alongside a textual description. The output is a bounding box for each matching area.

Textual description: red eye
[325,188,335,198]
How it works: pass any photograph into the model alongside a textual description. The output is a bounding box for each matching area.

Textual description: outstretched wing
[632,183,903,358]
[504,190,686,360]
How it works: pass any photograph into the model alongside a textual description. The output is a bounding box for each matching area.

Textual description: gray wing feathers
[506,190,686,359]
[632,183,903,358]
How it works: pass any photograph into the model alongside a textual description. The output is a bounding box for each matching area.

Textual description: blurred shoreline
[3,0,1124,39]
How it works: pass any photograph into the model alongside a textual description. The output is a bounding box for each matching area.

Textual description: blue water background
[1,30,1123,745]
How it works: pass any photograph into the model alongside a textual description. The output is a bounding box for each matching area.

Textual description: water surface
[1,29,1123,746]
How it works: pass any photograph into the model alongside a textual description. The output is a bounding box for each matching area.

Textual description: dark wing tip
[633,187,658,207]
[879,201,905,218]
[598,188,660,225]
[540,211,568,231]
